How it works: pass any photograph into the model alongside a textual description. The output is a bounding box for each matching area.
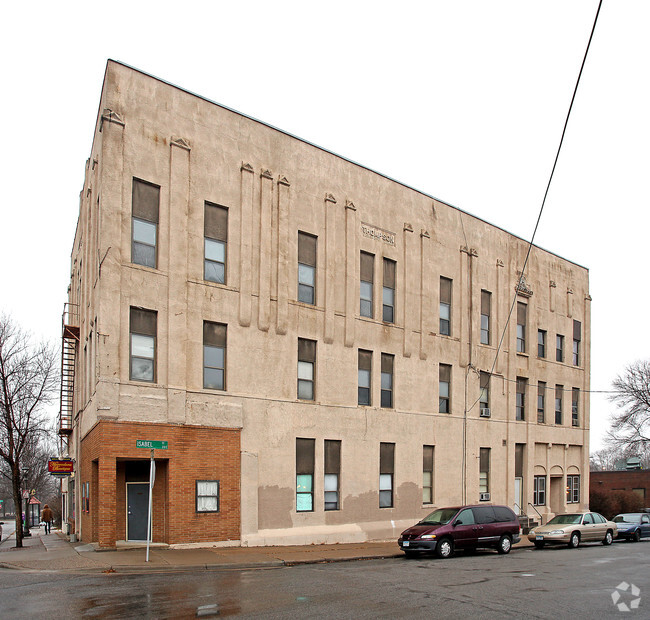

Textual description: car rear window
[494,506,517,523]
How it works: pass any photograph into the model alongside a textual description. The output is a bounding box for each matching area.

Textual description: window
[537,381,546,424]
[556,334,564,362]
[567,475,580,503]
[439,364,451,413]
[480,290,491,345]
[516,302,527,353]
[573,320,581,366]
[298,232,317,304]
[440,277,452,336]
[423,445,434,504]
[533,476,546,506]
[296,438,315,512]
[203,321,226,390]
[204,203,228,284]
[358,349,372,406]
[130,307,156,382]
[298,339,316,400]
[572,388,579,427]
[479,448,490,494]
[479,371,490,413]
[516,377,527,421]
[381,353,394,408]
[379,442,394,508]
[131,178,160,268]
[555,385,563,424]
[538,329,546,358]
[196,480,219,513]
[324,439,341,511]
[360,252,374,318]
[382,258,396,323]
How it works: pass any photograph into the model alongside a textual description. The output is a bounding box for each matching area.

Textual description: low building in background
[58,60,591,548]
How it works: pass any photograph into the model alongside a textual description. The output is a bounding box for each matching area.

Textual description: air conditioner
[479,492,491,501]
[480,408,491,418]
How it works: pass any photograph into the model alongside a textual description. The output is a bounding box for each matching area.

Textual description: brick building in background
[58,60,591,548]
[590,471,650,509]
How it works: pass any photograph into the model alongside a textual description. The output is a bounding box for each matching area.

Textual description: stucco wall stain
[258,485,293,529]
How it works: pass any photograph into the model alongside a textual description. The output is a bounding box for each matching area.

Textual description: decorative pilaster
[324,194,337,344]
[419,230,431,360]
[402,223,415,358]
[239,163,254,327]
[258,170,273,332]
[276,176,290,335]
[344,200,358,347]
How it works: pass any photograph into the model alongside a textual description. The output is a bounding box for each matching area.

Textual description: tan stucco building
[59,60,590,548]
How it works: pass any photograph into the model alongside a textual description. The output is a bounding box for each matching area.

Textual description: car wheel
[568,532,580,549]
[632,530,641,543]
[435,537,453,559]
[602,530,613,546]
[534,541,545,550]
[497,535,512,554]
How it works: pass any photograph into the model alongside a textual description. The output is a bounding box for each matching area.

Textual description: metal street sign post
[136,440,168,561]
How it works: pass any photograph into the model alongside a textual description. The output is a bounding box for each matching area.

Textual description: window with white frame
[380,353,394,408]
[324,439,341,511]
[379,442,395,508]
[440,277,452,336]
[296,438,315,512]
[358,349,372,406]
[298,338,316,401]
[298,232,317,305]
[204,202,228,284]
[130,307,156,382]
[196,480,219,513]
[567,475,580,503]
[203,321,226,390]
[516,302,527,353]
[533,476,546,506]
[479,448,490,495]
[423,445,434,504]
[131,178,160,268]
[382,258,396,323]
[480,290,491,345]
[360,251,374,318]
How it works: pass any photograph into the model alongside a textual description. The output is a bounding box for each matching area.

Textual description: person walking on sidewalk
[41,504,53,534]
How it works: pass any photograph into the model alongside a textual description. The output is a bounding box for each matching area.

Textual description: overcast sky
[1,0,647,451]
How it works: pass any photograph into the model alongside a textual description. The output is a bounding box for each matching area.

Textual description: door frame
[126,481,150,541]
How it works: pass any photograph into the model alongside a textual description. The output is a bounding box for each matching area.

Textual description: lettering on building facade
[361,222,396,246]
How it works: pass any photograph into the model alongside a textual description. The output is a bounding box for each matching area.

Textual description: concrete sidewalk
[0,527,533,574]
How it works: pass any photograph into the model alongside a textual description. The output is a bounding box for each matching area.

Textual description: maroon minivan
[398,505,521,558]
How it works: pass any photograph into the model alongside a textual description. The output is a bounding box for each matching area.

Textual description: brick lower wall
[590,470,650,504]
[79,420,241,547]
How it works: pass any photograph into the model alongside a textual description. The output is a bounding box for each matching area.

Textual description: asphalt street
[1,540,648,618]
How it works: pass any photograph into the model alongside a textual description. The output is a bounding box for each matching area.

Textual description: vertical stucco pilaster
[276,176,290,335]
[98,455,117,547]
[239,163,254,327]
[419,230,431,360]
[459,246,471,368]
[402,223,415,358]
[324,194,337,344]
[582,293,592,496]
[567,287,574,319]
[344,201,358,347]
[167,137,191,423]
[97,109,125,420]
[495,259,505,376]
[240,450,259,542]
[549,279,557,313]
[258,170,273,332]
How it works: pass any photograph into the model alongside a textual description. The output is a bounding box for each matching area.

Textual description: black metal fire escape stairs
[59,303,79,442]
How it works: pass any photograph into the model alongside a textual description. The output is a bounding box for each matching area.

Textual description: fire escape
[59,303,79,440]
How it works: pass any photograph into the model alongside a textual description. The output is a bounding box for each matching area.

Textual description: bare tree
[0,315,58,547]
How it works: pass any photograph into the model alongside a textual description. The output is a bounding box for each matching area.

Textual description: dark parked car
[613,513,650,542]
[398,505,521,559]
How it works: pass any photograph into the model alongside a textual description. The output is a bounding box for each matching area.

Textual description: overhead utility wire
[469,0,604,411]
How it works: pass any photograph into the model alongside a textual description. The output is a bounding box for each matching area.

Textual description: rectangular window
[324,439,341,511]
[573,320,581,366]
[298,339,316,400]
[204,203,228,284]
[479,448,490,494]
[440,277,452,336]
[298,232,317,305]
[360,251,374,318]
[572,388,580,427]
[537,381,546,424]
[516,377,527,421]
[196,480,219,513]
[423,445,434,504]
[130,307,156,382]
[358,349,372,406]
[479,371,490,413]
[379,442,394,508]
[555,384,563,425]
[296,438,315,512]
[538,329,546,358]
[480,290,491,345]
[533,476,546,506]
[516,302,527,353]
[203,321,226,390]
[382,258,396,323]
[556,334,564,362]
[566,475,580,503]
[439,364,451,413]
[131,178,160,268]
[380,353,394,408]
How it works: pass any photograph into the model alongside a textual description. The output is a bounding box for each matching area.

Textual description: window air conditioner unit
[480,408,491,418]
[479,492,491,501]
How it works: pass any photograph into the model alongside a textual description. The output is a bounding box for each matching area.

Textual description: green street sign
[136,440,168,450]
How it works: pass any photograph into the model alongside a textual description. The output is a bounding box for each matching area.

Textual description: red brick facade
[590,470,650,506]
[79,420,241,547]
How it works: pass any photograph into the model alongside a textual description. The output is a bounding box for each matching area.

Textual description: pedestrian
[41,504,53,535]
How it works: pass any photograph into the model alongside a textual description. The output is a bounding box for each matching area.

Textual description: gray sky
[1,0,647,451]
